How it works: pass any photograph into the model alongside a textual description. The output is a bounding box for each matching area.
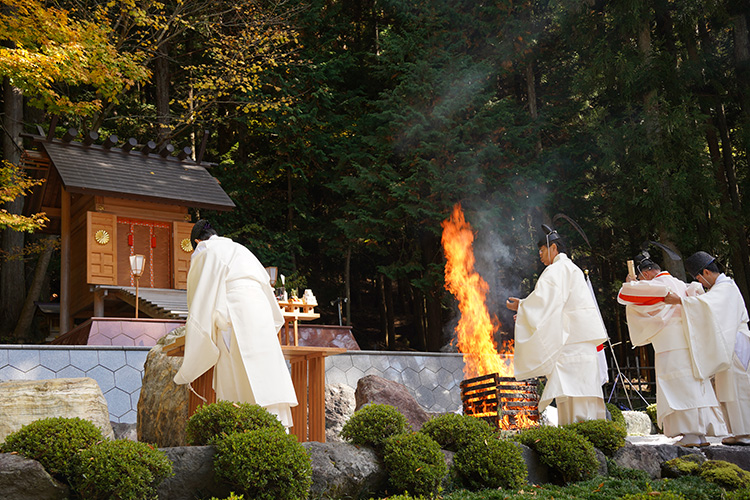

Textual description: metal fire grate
[460,373,541,430]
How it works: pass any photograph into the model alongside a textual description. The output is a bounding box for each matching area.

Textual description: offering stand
[164,335,344,442]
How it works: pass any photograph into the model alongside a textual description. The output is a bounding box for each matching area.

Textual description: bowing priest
[617,251,726,447]
[173,220,298,429]
[506,225,608,425]
[665,251,750,446]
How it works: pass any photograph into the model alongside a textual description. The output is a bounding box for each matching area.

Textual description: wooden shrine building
[21,129,235,335]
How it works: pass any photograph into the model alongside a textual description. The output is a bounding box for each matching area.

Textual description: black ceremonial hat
[685,251,715,277]
[537,224,562,248]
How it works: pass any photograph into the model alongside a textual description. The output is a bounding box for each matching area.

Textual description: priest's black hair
[190,219,218,249]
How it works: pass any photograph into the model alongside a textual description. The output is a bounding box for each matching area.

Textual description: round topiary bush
[213,428,312,500]
[699,460,750,490]
[564,419,627,456]
[71,439,173,500]
[516,425,598,484]
[382,432,447,497]
[186,400,284,445]
[418,413,496,452]
[453,435,527,491]
[0,417,104,479]
[606,403,627,432]
[340,404,410,451]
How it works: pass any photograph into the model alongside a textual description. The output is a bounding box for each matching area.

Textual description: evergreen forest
[1,0,749,373]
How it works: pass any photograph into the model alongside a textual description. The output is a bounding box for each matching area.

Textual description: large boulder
[137,328,189,447]
[326,383,356,442]
[611,442,701,478]
[302,441,387,499]
[0,453,69,500]
[354,375,430,431]
[156,446,232,500]
[0,377,114,443]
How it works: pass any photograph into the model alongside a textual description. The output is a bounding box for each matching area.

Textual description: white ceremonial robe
[682,274,750,435]
[617,272,726,437]
[173,236,298,428]
[514,253,607,424]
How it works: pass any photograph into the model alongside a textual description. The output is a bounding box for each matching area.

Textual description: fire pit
[460,373,540,431]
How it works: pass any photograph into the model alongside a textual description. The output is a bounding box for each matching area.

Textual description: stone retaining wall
[0,345,467,423]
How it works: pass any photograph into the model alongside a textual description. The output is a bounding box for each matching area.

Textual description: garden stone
[0,453,68,500]
[612,442,663,478]
[519,442,550,485]
[137,328,189,447]
[355,375,430,431]
[326,383,356,442]
[704,446,750,472]
[111,421,137,441]
[303,441,387,499]
[0,377,114,443]
[623,411,652,436]
[156,445,232,500]
[594,448,608,476]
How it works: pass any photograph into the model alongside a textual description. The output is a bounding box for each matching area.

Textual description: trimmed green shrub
[516,425,598,484]
[383,432,447,497]
[0,417,103,479]
[209,495,245,500]
[606,403,627,432]
[699,460,750,490]
[726,489,750,500]
[419,413,495,452]
[564,419,626,456]
[661,454,704,478]
[453,436,527,491]
[186,400,284,445]
[340,404,410,450]
[213,428,312,500]
[71,439,173,500]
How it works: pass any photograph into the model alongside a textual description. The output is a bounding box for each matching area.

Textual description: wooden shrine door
[116,218,172,288]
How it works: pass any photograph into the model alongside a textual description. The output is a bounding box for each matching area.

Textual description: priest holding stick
[506,224,608,425]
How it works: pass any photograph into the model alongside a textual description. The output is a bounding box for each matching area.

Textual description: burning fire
[441,203,512,379]
[442,204,538,430]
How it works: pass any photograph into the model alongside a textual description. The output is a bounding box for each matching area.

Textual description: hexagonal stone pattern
[1,345,469,422]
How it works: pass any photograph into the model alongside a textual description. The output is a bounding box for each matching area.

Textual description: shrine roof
[33,135,235,211]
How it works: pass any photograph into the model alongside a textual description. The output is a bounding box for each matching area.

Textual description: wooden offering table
[164,335,345,443]
[278,300,320,346]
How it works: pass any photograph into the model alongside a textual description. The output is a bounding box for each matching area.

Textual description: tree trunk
[154,45,171,143]
[12,236,55,341]
[0,78,25,337]
[384,274,395,348]
[345,245,351,326]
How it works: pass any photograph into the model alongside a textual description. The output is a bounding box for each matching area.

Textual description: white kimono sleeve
[514,276,565,381]
[173,247,224,385]
[681,285,736,379]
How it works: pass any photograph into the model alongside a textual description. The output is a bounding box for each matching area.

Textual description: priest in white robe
[666,251,750,445]
[506,227,607,425]
[617,253,726,447]
[173,220,298,429]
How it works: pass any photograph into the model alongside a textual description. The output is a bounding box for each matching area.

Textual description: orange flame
[441,203,512,378]
[442,204,538,430]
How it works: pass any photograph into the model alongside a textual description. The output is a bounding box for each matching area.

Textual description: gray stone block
[0,453,69,500]
[8,350,39,372]
[69,350,99,371]
[114,364,142,393]
[86,365,115,392]
[39,351,70,372]
[98,350,127,369]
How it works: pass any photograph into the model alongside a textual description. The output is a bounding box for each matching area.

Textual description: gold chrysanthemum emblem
[180,238,193,252]
[94,230,110,245]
